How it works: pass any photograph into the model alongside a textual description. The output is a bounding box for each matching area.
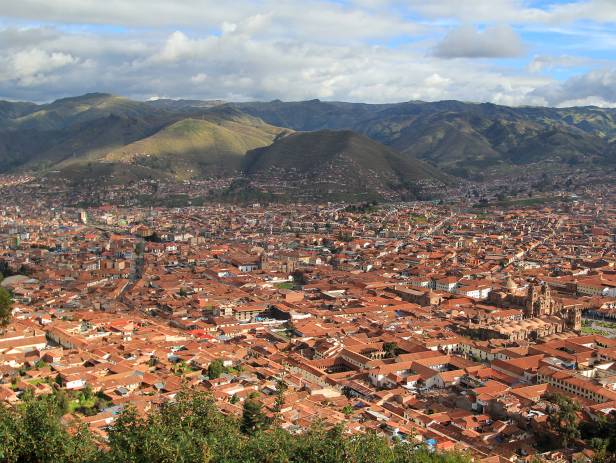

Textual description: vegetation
[103,114,285,180]
[214,178,277,205]
[583,319,616,329]
[207,359,226,379]
[2,94,616,183]
[408,213,427,224]
[241,130,442,201]
[273,379,288,415]
[0,286,13,330]
[0,392,98,463]
[0,389,473,463]
[291,269,308,286]
[581,326,609,336]
[580,412,616,463]
[546,393,581,449]
[240,394,270,435]
[344,202,379,213]
[235,99,616,175]
[274,281,296,290]
[383,342,401,359]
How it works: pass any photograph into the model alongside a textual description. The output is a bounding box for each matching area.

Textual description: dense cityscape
[1,173,615,462]
[2,0,616,461]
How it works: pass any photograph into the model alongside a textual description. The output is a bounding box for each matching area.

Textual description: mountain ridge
[240,129,448,201]
[0,93,615,195]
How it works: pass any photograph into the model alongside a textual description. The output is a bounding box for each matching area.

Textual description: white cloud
[0,1,613,107]
[0,24,552,104]
[157,31,198,62]
[0,0,420,42]
[433,25,525,58]
[545,0,616,24]
[532,68,616,107]
[527,55,592,73]
[407,0,616,25]
[191,73,208,83]
[0,48,78,87]
[407,0,549,23]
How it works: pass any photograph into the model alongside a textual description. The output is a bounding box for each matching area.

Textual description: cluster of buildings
[0,178,615,462]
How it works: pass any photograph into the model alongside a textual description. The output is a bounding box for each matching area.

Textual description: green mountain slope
[5,93,161,131]
[27,114,168,170]
[99,110,289,179]
[241,129,445,201]
[0,93,175,172]
[0,100,38,121]
[1,93,615,184]
[231,100,616,174]
[0,95,288,179]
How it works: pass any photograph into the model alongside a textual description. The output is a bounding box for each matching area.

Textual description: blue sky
[0,0,615,106]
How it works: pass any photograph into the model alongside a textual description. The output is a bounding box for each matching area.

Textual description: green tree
[293,423,348,463]
[0,388,476,463]
[547,393,581,448]
[383,342,399,358]
[81,384,94,402]
[0,287,13,330]
[241,397,270,435]
[347,431,396,463]
[53,388,71,414]
[291,269,307,286]
[273,378,288,414]
[106,391,240,463]
[0,394,98,463]
[240,427,295,463]
[581,411,616,461]
[207,359,225,379]
[34,359,47,369]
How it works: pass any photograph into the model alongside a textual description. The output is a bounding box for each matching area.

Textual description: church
[471,279,583,342]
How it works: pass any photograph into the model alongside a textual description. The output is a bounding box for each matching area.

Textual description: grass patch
[275,282,295,290]
[409,213,427,223]
[26,378,49,386]
[581,326,609,336]
[68,396,97,413]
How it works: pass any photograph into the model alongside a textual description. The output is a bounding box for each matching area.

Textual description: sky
[0,0,615,106]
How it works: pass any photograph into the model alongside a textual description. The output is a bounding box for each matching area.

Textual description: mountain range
[231,99,616,179]
[1,93,615,200]
[242,130,446,201]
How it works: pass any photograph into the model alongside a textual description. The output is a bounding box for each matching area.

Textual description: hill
[0,93,174,172]
[240,129,446,201]
[97,110,289,179]
[1,93,616,189]
[0,95,289,181]
[0,93,164,131]
[231,99,616,177]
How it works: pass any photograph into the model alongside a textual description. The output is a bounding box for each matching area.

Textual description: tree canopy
[546,392,581,449]
[291,269,308,286]
[207,359,225,379]
[0,389,474,463]
[0,286,13,329]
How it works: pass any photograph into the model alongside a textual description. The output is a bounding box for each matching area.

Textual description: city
[2,0,616,461]
[0,175,615,461]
